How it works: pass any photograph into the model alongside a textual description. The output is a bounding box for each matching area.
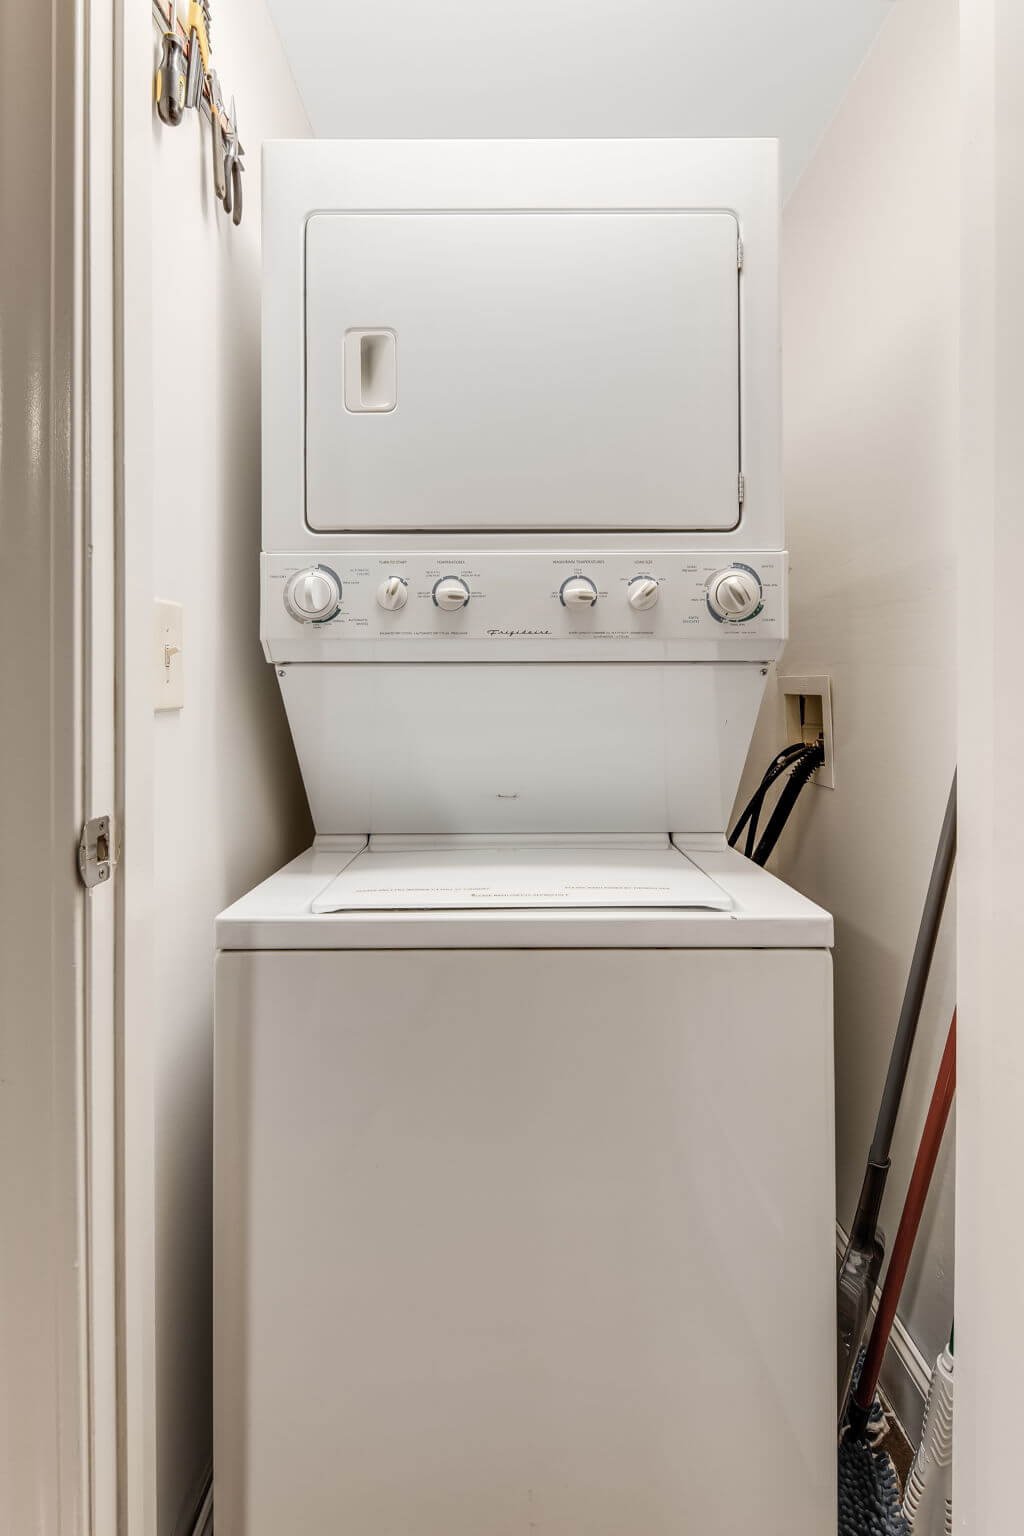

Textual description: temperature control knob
[433,576,471,611]
[376,575,409,611]
[627,576,660,612]
[283,565,342,623]
[560,576,599,609]
[706,566,762,622]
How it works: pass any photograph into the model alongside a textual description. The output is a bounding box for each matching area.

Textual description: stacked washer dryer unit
[215,141,836,1535]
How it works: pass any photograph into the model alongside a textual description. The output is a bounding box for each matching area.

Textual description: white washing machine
[215,141,837,1534]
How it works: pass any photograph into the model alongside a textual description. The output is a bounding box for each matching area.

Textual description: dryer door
[304,211,741,534]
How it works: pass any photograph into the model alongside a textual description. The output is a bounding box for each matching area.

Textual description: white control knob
[433,576,471,611]
[707,567,762,622]
[376,575,409,611]
[284,565,342,623]
[627,576,660,612]
[560,576,599,608]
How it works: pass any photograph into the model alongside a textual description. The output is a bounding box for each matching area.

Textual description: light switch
[155,600,184,710]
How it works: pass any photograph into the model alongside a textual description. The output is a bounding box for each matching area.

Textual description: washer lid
[311,842,731,914]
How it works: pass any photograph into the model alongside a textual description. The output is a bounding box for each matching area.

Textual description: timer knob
[376,575,409,611]
[283,565,342,623]
[707,567,762,622]
[560,576,599,608]
[627,576,660,611]
[433,576,471,611]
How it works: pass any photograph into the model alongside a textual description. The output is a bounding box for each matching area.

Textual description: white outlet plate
[155,600,184,711]
[780,673,834,789]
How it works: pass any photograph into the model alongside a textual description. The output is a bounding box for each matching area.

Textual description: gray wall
[149,4,312,1528]
[736,0,958,1407]
[267,0,890,201]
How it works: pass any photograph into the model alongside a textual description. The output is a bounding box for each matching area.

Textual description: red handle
[853,1009,956,1415]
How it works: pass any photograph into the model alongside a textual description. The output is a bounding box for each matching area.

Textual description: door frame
[83,1,120,1530]
[113,1,158,1532]
[956,1,1024,1529]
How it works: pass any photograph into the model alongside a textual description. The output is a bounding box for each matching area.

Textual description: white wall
[735,0,959,1419]
[266,0,890,200]
[150,6,311,1529]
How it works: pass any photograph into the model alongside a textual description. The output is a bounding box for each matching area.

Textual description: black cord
[729,742,818,854]
[751,742,825,866]
[728,742,811,854]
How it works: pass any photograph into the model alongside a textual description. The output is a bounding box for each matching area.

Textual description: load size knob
[560,576,599,608]
[627,576,660,611]
[283,565,342,623]
[376,575,409,611]
[706,566,762,622]
[432,576,471,611]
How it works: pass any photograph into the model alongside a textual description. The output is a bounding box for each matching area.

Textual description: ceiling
[265,0,892,200]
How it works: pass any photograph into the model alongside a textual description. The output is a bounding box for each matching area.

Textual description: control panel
[263,552,787,662]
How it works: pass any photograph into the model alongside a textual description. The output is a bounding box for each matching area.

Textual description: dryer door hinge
[737,236,744,271]
[78,815,113,889]
[738,473,746,505]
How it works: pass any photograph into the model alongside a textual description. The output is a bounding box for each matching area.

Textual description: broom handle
[853,1010,957,1416]
[868,774,956,1167]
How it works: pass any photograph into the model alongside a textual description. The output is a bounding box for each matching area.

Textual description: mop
[833,777,957,1535]
[838,1008,957,1535]
[838,1418,909,1536]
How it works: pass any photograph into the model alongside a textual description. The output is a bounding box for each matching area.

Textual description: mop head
[838,1396,909,1536]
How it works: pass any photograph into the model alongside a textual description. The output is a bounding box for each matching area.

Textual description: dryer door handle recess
[344,329,397,413]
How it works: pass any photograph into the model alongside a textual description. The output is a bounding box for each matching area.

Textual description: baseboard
[836,1222,931,1444]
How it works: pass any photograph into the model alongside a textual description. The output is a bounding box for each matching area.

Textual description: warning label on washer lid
[311,846,732,914]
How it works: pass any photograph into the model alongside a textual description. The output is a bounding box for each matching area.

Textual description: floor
[877,1394,915,1488]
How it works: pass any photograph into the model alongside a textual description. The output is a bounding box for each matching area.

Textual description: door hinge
[738,473,746,505]
[79,815,113,889]
[737,236,744,271]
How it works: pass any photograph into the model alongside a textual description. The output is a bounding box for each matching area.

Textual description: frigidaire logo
[487,628,553,637]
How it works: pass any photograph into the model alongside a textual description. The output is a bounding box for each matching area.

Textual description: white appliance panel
[215,946,837,1536]
[304,212,740,534]
[276,661,767,835]
[261,549,787,663]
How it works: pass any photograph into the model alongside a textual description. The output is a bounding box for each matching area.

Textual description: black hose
[751,744,824,865]
[867,772,957,1166]
[744,743,816,858]
[729,742,817,854]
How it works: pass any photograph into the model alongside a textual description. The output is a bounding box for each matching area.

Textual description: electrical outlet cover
[780,673,834,789]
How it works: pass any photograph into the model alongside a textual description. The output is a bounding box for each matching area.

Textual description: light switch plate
[155,600,184,711]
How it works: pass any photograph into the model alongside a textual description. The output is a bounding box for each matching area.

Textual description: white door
[305,211,741,533]
[0,0,118,1532]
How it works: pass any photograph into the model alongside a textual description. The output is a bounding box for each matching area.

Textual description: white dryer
[215,141,837,1535]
